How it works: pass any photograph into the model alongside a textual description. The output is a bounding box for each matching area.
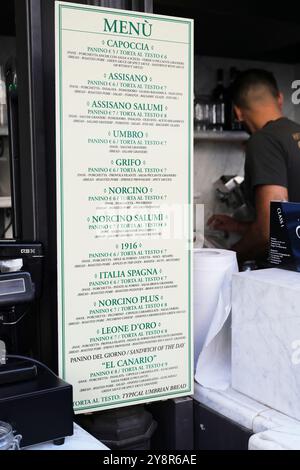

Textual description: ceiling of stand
[154,0,300,63]
[1,1,300,63]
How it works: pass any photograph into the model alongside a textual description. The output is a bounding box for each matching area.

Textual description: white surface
[249,427,300,450]
[253,408,300,434]
[194,249,238,390]
[24,423,109,450]
[232,268,300,421]
[194,382,268,430]
[194,382,300,449]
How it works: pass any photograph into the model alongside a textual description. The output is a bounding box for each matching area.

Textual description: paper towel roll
[194,248,238,390]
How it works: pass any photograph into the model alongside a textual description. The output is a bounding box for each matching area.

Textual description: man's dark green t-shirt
[244,117,300,208]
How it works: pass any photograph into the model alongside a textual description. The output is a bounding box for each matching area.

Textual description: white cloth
[194,248,238,390]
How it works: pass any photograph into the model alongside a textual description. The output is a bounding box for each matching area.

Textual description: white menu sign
[55,1,193,413]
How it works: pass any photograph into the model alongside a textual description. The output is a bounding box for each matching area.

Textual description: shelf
[0,126,8,137]
[0,197,11,209]
[194,130,249,143]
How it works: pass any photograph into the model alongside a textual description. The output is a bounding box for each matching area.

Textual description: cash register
[0,242,73,448]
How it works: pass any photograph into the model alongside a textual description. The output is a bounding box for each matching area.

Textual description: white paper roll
[194,248,238,390]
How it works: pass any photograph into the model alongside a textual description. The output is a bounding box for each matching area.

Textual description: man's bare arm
[207,214,251,235]
[233,185,288,262]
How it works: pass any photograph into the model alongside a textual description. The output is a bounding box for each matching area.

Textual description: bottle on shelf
[210,68,225,131]
[194,94,210,131]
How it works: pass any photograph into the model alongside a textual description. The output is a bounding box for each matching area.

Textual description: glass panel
[0,278,25,296]
[0,10,15,239]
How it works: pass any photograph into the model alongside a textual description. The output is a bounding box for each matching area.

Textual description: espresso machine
[213,175,249,220]
[0,241,73,448]
[204,174,254,250]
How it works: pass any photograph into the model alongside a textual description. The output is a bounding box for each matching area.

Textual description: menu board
[55,1,193,413]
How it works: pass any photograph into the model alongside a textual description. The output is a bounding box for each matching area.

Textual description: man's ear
[278,92,284,110]
[234,105,243,122]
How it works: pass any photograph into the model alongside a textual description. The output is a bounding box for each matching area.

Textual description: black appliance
[0,358,73,447]
[0,241,73,447]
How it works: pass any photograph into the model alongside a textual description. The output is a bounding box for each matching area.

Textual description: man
[208,69,300,263]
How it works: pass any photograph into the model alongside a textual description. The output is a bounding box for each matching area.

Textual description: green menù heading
[103,18,153,37]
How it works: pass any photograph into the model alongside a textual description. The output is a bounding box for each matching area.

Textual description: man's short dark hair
[232,69,280,109]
